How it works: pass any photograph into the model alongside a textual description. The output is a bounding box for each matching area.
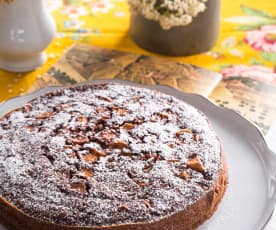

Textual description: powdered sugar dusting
[0,83,222,227]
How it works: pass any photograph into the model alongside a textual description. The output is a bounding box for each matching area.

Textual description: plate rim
[0,79,275,229]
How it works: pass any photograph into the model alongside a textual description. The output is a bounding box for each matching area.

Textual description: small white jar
[0,0,56,72]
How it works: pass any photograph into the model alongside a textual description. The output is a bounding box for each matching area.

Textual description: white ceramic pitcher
[0,0,56,72]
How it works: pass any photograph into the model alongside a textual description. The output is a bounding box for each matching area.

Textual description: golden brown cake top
[0,83,222,226]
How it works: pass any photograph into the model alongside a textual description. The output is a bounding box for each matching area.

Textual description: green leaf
[217,64,233,69]
[260,52,276,63]
[237,24,261,31]
[249,58,263,65]
[237,19,276,31]
[241,5,275,19]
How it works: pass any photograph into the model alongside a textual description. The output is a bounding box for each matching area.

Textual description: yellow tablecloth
[0,0,276,101]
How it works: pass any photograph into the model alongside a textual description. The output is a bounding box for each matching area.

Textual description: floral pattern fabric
[0,0,276,102]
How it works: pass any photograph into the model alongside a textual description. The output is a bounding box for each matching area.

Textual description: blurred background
[0,0,275,101]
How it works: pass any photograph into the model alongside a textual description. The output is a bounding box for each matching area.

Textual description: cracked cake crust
[0,83,228,230]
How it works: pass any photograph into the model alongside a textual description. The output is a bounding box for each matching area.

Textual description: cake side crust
[0,85,227,230]
[0,153,228,230]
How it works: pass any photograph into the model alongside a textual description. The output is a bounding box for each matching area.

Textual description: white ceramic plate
[0,80,275,230]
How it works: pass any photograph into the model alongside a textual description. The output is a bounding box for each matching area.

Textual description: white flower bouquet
[128,0,208,30]
[128,0,220,56]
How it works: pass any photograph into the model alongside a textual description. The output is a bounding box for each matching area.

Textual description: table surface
[0,0,276,102]
[0,0,275,229]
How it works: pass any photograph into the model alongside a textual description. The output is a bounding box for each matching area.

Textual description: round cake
[0,83,227,230]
